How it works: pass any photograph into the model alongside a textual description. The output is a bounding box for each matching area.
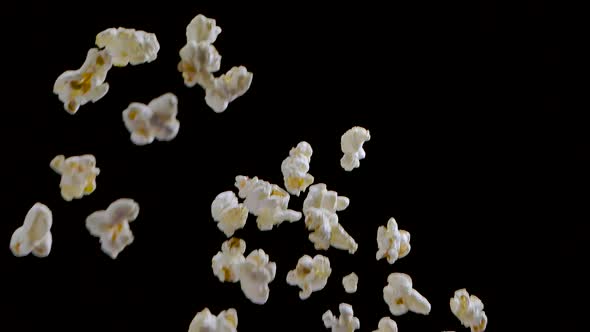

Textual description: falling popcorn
[188,307,238,332]
[9,203,53,258]
[122,92,180,145]
[281,141,315,196]
[85,198,139,259]
[239,249,276,304]
[211,237,246,283]
[286,254,331,300]
[178,40,221,88]
[204,66,253,113]
[322,303,360,332]
[54,48,113,114]
[383,273,431,316]
[186,14,222,44]
[372,317,398,332]
[340,126,371,171]
[211,191,248,237]
[95,27,160,67]
[342,272,358,293]
[450,289,488,332]
[302,183,350,215]
[50,154,100,201]
[376,217,411,264]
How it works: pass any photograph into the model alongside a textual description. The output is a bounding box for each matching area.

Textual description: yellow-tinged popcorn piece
[372,317,398,332]
[304,207,357,254]
[211,191,248,237]
[188,307,238,332]
[186,14,222,44]
[178,41,221,88]
[239,249,276,305]
[50,154,100,201]
[303,183,350,215]
[54,48,112,114]
[205,66,253,113]
[212,237,246,283]
[85,198,139,259]
[122,92,180,145]
[340,126,371,171]
[383,273,431,316]
[322,303,360,332]
[342,272,358,293]
[286,254,331,300]
[281,141,314,196]
[95,27,160,67]
[10,203,53,258]
[376,217,411,264]
[450,289,488,332]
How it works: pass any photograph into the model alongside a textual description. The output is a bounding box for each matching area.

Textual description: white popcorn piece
[281,141,315,196]
[50,154,100,201]
[85,198,139,259]
[372,317,398,332]
[178,40,221,88]
[304,206,358,254]
[303,183,350,215]
[211,191,248,237]
[10,203,53,258]
[340,126,371,171]
[205,66,253,113]
[188,307,238,332]
[239,249,276,304]
[122,92,180,145]
[383,273,431,316]
[450,289,488,332]
[286,254,331,300]
[95,27,160,67]
[376,217,411,264]
[322,303,360,332]
[212,237,246,283]
[342,272,358,293]
[54,48,113,114]
[186,14,222,44]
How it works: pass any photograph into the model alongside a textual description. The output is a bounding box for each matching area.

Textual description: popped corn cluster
[122,92,180,145]
[286,254,332,299]
[50,154,100,201]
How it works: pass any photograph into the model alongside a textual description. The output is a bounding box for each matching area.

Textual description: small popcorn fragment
[342,272,358,293]
[204,66,253,113]
[95,27,160,66]
[239,249,276,305]
[376,217,411,264]
[85,198,139,259]
[211,191,248,237]
[212,237,246,283]
[372,317,398,332]
[186,14,222,44]
[122,92,180,145]
[50,154,100,201]
[281,141,315,196]
[10,203,53,258]
[450,289,488,332]
[322,303,360,332]
[54,48,113,114]
[286,254,331,300]
[340,126,371,171]
[302,183,350,215]
[383,273,431,316]
[188,307,238,332]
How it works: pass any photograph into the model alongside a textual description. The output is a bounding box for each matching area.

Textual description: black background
[0,1,576,331]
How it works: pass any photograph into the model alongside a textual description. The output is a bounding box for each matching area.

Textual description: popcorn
[239,249,276,304]
[302,183,350,215]
[9,203,53,257]
[340,126,371,171]
[372,317,398,332]
[211,191,248,237]
[383,273,431,316]
[204,66,253,113]
[122,92,180,145]
[286,254,331,300]
[235,176,302,231]
[85,198,139,259]
[342,272,358,293]
[186,14,222,44]
[54,48,113,114]
[322,303,360,332]
[281,141,315,196]
[188,307,238,332]
[178,40,221,88]
[50,154,100,201]
[95,27,160,67]
[376,217,411,264]
[211,237,246,283]
[450,289,487,332]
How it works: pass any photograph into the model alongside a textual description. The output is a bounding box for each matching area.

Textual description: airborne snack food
[50,154,100,201]
[9,203,53,258]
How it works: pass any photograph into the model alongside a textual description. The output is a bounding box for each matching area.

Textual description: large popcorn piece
[450,289,488,332]
[188,307,238,332]
[322,303,360,332]
[281,141,315,196]
[211,237,246,283]
[286,254,331,300]
[383,273,431,316]
[205,66,253,113]
[303,183,350,215]
[178,40,221,88]
[235,176,302,231]
[211,191,248,237]
[239,249,276,304]
[372,317,398,332]
[10,203,53,258]
[50,154,100,201]
[376,217,411,264]
[340,126,371,171]
[95,27,160,67]
[85,198,139,259]
[122,92,180,145]
[54,48,113,114]
[342,272,358,293]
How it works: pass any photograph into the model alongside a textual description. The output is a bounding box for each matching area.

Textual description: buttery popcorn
[186,14,222,44]
[188,307,238,332]
[286,254,331,300]
[122,92,180,145]
[376,217,411,264]
[211,237,246,283]
[302,183,350,215]
[383,273,431,316]
[9,203,53,258]
[373,317,398,332]
[50,154,100,201]
[340,126,371,171]
[95,27,160,66]
[85,198,139,259]
[304,207,358,254]
[204,66,253,113]
[450,289,488,332]
[211,191,248,237]
[281,141,314,196]
[239,249,276,304]
[322,303,360,332]
[342,272,358,293]
[178,40,221,88]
